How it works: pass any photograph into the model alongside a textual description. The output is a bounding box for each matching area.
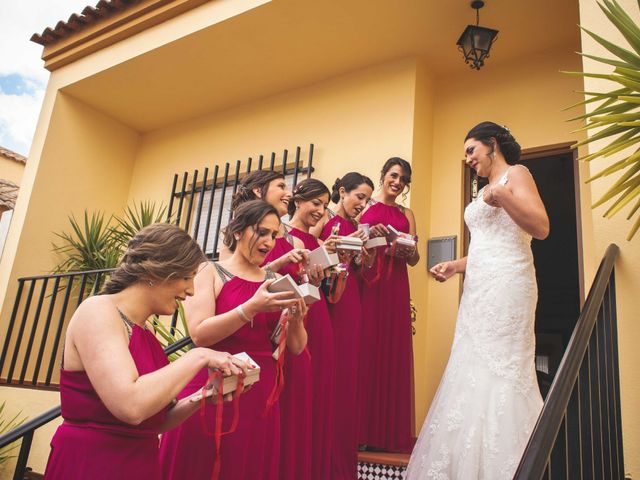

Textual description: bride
[406,122,550,479]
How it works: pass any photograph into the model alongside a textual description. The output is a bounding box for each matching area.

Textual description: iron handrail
[15,268,115,282]
[514,243,620,479]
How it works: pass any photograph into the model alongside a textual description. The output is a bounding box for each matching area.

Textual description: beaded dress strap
[213,262,235,284]
[282,229,295,248]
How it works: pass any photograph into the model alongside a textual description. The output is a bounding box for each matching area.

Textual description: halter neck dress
[159,264,282,480]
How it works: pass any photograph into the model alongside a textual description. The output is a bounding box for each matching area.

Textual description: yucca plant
[112,200,168,250]
[52,211,121,273]
[0,402,25,466]
[565,0,640,239]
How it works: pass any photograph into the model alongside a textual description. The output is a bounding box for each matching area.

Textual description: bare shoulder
[403,206,416,221]
[291,236,305,249]
[507,164,536,189]
[68,295,122,337]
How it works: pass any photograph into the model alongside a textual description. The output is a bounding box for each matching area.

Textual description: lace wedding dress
[406,166,543,479]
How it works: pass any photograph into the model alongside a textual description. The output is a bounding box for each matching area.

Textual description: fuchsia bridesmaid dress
[320,215,362,479]
[159,264,281,480]
[288,227,335,480]
[44,317,169,480]
[359,201,415,453]
[263,234,313,480]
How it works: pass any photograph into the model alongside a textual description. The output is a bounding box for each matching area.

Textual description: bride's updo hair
[231,170,285,211]
[101,224,205,294]
[465,121,521,165]
[330,172,374,204]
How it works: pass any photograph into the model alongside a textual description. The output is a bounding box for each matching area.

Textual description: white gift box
[308,245,340,269]
[364,237,388,249]
[386,224,416,247]
[268,274,320,305]
[188,352,260,401]
[337,236,363,252]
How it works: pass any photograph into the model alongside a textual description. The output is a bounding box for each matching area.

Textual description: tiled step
[357,452,410,479]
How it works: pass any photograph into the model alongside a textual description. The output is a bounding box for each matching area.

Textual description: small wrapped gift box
[364,237,388,249]
[188,352,260,401]
[386,224,416,247]
[308,245,340,269]
[268,274,320,305]
[337,236,364,252]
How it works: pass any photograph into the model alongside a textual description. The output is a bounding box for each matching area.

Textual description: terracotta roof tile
[0,179,19,210]
[0,146,27,164]
[31,0,141,47]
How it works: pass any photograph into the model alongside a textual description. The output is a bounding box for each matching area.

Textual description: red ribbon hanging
[263,310,290,416]
[199,369,245,480]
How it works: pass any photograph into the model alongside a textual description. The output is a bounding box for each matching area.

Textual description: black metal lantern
[456,1,498,70]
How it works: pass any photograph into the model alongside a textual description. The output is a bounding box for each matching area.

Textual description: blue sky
[0,1,90,157]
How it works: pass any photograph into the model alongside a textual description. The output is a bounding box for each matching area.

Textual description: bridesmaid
[359,157,420,453]
[287,178,336,480]
[225,170,315,480]
[159,201,308,480]
[44,224,248,480]
[319,172,374,479]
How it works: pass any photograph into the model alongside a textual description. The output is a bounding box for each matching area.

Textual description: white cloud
[0,0,90,155]
[0,88,45,156]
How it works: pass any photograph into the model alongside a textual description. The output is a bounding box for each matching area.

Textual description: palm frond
[567,0,640,239]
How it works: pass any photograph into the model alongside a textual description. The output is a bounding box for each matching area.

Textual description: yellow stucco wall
[0,389,61,477]
[579,0,640,476]
[0,92,140,344]
[0,157,25,186]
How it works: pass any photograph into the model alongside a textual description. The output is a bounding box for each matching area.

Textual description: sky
[0,0,90,157]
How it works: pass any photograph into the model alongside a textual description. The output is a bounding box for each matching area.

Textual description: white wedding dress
[406,166,543,480]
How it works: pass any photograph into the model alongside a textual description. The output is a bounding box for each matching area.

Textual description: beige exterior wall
[0,389,61,477]
[579,0,640,476]
[0,157,25,186]
[0,92,140,340]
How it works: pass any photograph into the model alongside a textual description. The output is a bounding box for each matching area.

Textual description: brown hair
[223,200,280,252]
[101,223,206,294]
[287,178,330,216]
[231,170,285,211]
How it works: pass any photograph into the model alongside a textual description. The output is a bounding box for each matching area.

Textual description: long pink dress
[159,265,281,480]
[263,235,313,480]
[289,227,335,480]
[320,215,362,479]
[359,201,415,453]
[44,322,169,480]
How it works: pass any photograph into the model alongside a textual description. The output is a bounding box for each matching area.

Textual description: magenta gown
[159,265,281,480]
[320,215,362,479]
[263,234,313,480]
[44,323,169,480]
[359,201,415,453]
[289,227,335,480]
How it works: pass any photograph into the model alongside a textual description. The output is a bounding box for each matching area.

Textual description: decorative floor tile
[357,461,407,480]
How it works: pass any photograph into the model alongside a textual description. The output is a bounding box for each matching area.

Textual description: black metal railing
[166,144,314,258]
[0,269,113,388]
[515,244,624,480]
[0,337,193,480]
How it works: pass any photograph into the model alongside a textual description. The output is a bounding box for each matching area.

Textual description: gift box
[337,236,364,252]
[268,274,320,305]
[308,245,340,269]
[386,224,416,247]
[188,352,260,401]
[364,236,388,249]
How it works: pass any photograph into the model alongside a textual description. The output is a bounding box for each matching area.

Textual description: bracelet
[236,304,253,328]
